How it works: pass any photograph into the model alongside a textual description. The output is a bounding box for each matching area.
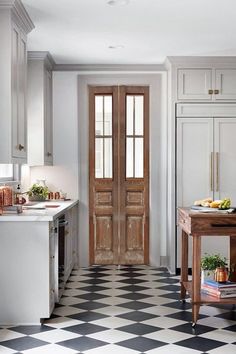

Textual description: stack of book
[201,279,236,298]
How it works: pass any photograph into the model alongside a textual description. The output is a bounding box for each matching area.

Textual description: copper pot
[0,186,13,207]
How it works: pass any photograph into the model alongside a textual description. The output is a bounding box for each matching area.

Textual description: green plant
[201,253,227,271]
[27,183,49,199]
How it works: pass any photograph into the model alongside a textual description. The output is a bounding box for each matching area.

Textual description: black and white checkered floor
[1,266,236,354]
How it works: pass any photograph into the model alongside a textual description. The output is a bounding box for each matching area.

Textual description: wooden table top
[178,207,236,218]
[178,207,236,236]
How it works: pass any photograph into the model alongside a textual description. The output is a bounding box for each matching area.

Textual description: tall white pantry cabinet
[166,57,236,271]
[176,104,236,266]
[0,0,34,163]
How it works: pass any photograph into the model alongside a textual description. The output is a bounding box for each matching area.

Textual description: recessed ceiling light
[107,0,130,6]
[108,45,124,49]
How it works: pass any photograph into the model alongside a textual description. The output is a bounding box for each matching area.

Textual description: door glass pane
[95,96,103,135]
[126,137,133,178]
[135,138,143,178]
[95,138,103,178]
[104,96,112,136]
[135,96,144,135]
[104,138,112,178]
[126,96,134,135]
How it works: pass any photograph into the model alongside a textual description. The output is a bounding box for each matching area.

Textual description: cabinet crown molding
[166,56,236,67]
[0,0,34,34]
[28,51,55,70]
[53,63,165,72]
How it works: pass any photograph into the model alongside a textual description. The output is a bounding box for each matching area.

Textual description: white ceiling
[22,0,236,65]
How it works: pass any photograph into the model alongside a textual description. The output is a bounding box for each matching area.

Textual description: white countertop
[0,199,79,221]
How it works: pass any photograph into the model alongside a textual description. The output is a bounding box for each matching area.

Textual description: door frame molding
[77,73,167,268]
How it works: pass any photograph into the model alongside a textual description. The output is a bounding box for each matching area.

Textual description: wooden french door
[89,85,149,265]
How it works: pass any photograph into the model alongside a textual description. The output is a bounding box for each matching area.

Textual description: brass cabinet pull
[18,144,24,151]
[208,89,213,94]
[214,89,219,95]
[216,152,219,192]
[210,152,214,191]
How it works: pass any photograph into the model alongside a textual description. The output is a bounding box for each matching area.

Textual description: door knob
[18,144,24,151]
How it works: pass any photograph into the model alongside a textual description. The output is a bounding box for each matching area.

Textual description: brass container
[214,267,228,283]
[0,186,13,207]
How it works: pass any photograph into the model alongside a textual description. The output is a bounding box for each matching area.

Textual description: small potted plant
[27,183,49,201]
[201,253,227,284]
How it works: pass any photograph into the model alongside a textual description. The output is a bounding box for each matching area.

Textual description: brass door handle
[216,152,219,192]
[214,89,219,95]
[47,152,52,157]
[208,89,213,94]
[210,152,214,191]
[18,144,24,151]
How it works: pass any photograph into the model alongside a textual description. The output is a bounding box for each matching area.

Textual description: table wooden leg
[180,230,188,300]
[192,234,201,326]
[230,236,236,266]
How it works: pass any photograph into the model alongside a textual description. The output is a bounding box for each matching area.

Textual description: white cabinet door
[49,220,58,314]
[214,118,236,204]
[176,116,234,268]
[64,206,78,280]
[177,118,214,206]
[178,68,236,102]
[72,204,78,267]
[64,211,73,282]
[177,118,214,267]
[178,69,212,101]
[215,69,236,100]
[44,69,53,164]
[27,52,53,166]
[12,26,27,160]
[49,230,55,314]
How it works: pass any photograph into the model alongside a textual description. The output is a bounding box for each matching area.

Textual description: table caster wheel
[192,322,196,328]
[181,299,186,303]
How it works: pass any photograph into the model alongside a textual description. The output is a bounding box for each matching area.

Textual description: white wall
[25,72,79,199]
[24,71,168,268]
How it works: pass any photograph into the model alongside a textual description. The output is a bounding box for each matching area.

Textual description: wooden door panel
[126,216,143,250]
[94,215,114,264]
[124,215,145,264]
[95,191,113,206]
[126,190,144,206]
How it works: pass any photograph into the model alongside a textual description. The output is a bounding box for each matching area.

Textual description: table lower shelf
[182,281,236,304]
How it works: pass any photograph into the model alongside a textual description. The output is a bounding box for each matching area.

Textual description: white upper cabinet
[178,68,236,101]
[27,52,55,166]
[178,69,212,100]
[215,69,236,100]
[0,0,34,163]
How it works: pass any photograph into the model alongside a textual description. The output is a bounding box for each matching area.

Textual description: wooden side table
[178,207,236,326]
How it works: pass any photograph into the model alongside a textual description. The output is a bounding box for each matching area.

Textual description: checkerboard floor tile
[1,266,236,353]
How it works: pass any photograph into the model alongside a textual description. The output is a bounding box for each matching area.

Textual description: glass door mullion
[133,96,135,179]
